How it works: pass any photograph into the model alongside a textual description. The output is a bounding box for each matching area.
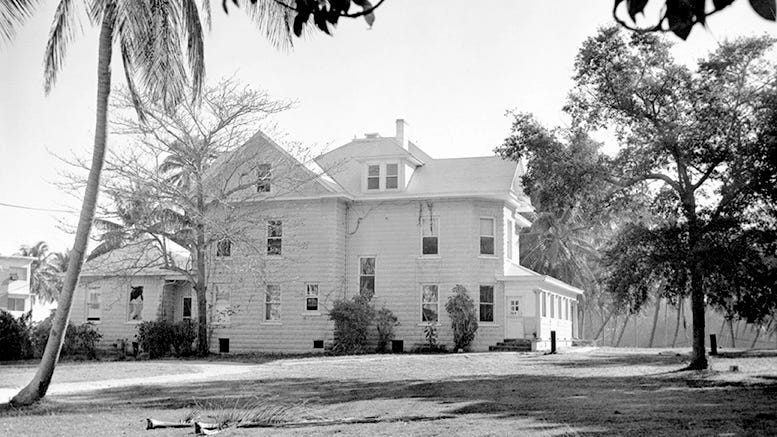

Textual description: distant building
[72,120,583,353]
[0,256,34,318]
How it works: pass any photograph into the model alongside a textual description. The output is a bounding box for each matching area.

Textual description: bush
[374,307,398,353]
[31,315,102,359]
[0,310,33,361]
[329,296,374,354]
[136,320,197,358]
[445,284,478,351]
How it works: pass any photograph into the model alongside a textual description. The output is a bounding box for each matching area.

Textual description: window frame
[7,296,25,312]
[86,285,101,323]
[256,163,271,193]
[127,285,144,323]
[358,256,376,300]
[479,217,496,256]
[479,285,495,323]
[420,283,439,324]
[420,216,440,256]
[385,163,399,190]
[264,284,281,322]
[182,296,192,320]
[267,220,283,256]
[304,283,319,313]
[366,164,380,190]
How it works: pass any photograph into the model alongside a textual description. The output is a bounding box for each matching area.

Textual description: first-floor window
[305,283,319,312]
[182,296,192,320]
[86,286,101,322]
[421,284,439,323]
[359,257,375,300]
[265,284,281,321]
[7,297,25,312]
[479,285,494,322]
[128,286,144,321]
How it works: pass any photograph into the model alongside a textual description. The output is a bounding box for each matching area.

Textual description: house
[70,119,583,353]
[0,256,34,318]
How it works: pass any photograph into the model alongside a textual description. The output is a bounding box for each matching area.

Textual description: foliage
[613,0,776,40]
[444,285,478,351]
[329,296,374,354]
[15,241,69,303]
[136,320,197,358]
[418,324,446,353]
[0,310,33,361]
[32,315,102,359]
[374,306,398,353]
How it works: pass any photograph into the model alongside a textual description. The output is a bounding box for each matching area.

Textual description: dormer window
[367,165,380,190]
[385,163,399,189]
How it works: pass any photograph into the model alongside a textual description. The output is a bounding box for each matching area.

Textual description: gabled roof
[81,242,189,278]
[404,156,520,196]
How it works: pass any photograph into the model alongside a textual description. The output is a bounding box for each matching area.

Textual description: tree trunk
[615,314,630,347]
[751,325,761,349]
[685,198,707,369]
[729,319,736,348]
[671,299,683,348]
[195,240,208,356]
[611,314,619,346]
[593,308,614,341]
[648,297,661,348]
[11,4,116,407]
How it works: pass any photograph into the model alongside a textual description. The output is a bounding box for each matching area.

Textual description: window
[421,217,439,255]
[558,297,563,321]
[542,292,547,317]
[267,220,282,255]
[550,294,555,318]
[128,286,144,321]
[257,163,271,192]
[86,287,101,322]
[265,284,281,321]
[510,299,520,314]
[506,220,513,260]
[480,218,495,255]
[305,283,319,312]
[479,285,494,322]
[182,297,192,320]
[385,163,399,189]
[367,164,380,190]
[421,284,438,323]
[7,297,25,312]
[359,257,376,300]
[213,284,231,324]
[216,238,232,257]
[8,267,26,281]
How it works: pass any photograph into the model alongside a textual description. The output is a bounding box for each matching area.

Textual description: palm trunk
[671,299,683,348]
[648,297,661,348]
[615,314,630,347]
[11,4,116,406]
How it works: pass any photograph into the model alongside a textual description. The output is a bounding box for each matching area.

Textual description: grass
[1,347,776,436]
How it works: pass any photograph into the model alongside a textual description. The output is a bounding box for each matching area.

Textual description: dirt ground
[1,347,776,436]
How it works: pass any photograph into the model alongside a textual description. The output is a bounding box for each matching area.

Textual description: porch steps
[489,338,532,352]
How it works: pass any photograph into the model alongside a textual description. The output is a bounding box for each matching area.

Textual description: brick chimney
[395,119,409,150]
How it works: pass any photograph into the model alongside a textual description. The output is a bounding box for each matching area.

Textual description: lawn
[1,348,776,436]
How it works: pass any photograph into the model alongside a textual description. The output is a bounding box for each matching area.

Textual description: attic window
[257,164,271,192]
[385,163,399,189]
[367,165,380,190]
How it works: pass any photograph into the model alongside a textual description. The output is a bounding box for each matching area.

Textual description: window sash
[8,297,25,312]
[367,165,380,189]
[479,285,494,322]
[385,163,399,189]
[128,286,144,321]
[267,220,282,255]
[421,217,439,255]
[421,285,438,322]
[182,297,192,319]
[265,285,281,321]
[305,284,319,311]
[480,218,495,255]
[87,289,101,321]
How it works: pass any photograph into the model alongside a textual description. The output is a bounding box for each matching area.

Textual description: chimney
[395,119,409,150]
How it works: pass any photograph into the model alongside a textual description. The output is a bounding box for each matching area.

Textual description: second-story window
[421,217,439,255]
[385,163,399,189]
[359,257,375,300]
[367,165,380,190]
[480,217,495,255]
[257,163,271,192]
[216,238,232,257]
[267,220,282,255]
[305,283,319,312]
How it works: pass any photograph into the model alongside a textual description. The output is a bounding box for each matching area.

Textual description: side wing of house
[0,256,34,317]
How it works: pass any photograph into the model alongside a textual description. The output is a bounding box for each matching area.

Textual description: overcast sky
[1,0,775,255]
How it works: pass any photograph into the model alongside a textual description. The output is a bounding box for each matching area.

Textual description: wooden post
[710,334,718,356]
[551,331,557,354]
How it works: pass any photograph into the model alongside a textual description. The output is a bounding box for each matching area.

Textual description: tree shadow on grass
[3,356,776,435]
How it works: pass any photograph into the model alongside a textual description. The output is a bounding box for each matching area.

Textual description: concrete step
[489,345,532,352]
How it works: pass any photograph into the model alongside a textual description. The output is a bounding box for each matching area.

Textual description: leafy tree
[613,0,776,40]
[567,27,777,369]
[444,284,478,351]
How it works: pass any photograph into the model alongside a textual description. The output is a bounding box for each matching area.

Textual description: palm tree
[10,0,295,407]
[16,241,59,303]
[0,0,40,46]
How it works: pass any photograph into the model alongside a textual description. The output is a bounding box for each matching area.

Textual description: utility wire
[0,202,73,213]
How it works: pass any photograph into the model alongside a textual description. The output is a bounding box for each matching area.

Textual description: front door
[505,297,524,339]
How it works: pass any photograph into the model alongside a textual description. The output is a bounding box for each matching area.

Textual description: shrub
[31,315,102,359]
[136,320,198,358]
[329,296,374,354]
[445,284,479,351]
[0,310,33,361]
[374,306,398,353]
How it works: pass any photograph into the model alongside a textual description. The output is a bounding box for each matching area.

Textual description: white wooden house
[71,120,583,352]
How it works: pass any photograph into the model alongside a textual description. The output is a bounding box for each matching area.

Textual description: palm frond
[0,0,41,46]
[182,0,205,101]
[242,0,295,51]
[43,0,81,93]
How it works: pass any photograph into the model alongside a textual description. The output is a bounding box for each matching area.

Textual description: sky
[0,0,775,255]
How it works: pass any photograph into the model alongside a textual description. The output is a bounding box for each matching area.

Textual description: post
[710,334,718,356]
[551,330,557,354]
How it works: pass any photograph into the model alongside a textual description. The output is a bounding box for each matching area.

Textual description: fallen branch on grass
[193,415,457,435]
